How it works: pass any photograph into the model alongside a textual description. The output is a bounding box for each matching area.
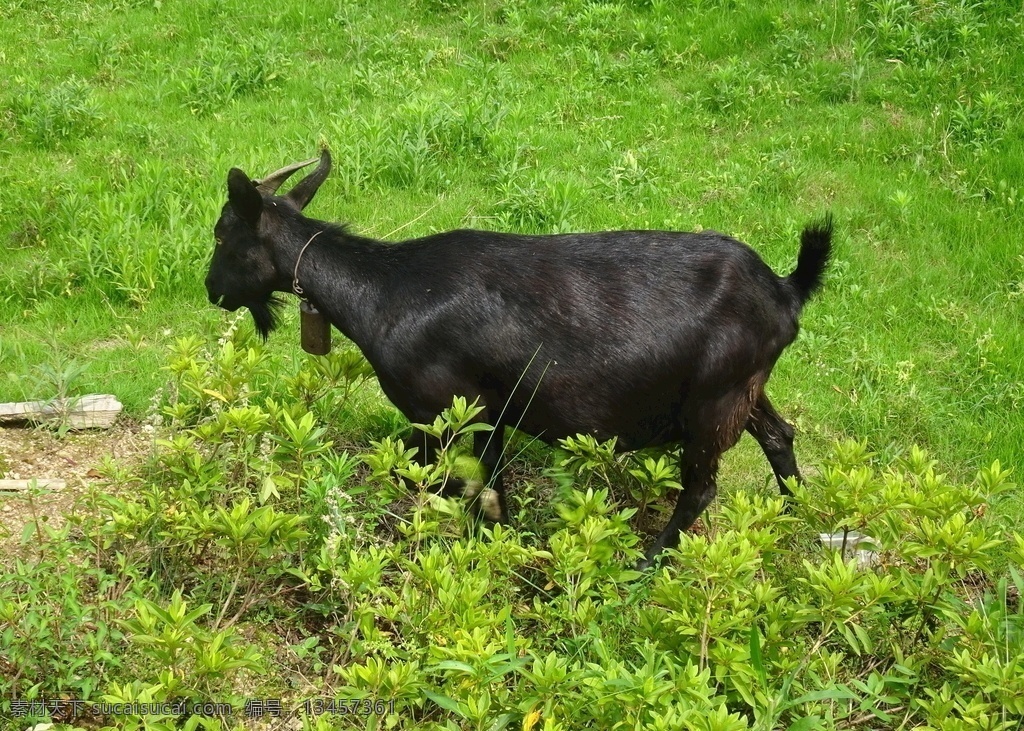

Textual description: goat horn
[284,148,332,211]
[254,156,321,195]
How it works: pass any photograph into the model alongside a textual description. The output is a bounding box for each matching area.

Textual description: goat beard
[248,295,283,341]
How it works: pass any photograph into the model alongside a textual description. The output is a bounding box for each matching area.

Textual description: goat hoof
[435,476,468,499]
[633,555,658,572]
[477,487,503,522]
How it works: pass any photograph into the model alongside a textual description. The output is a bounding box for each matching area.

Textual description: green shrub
[1,334,1021,731]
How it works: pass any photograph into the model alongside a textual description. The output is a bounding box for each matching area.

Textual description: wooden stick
[0,479,67,492]
[0,394,122,430]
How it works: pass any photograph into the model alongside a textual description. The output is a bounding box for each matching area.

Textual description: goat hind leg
[745,393,800,497]
[636,388,756,570]
[637,445,721,570]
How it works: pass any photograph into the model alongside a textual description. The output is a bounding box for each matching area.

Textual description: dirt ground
[0,422,151,553]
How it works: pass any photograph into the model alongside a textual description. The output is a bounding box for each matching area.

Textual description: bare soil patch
[0,422,151,554]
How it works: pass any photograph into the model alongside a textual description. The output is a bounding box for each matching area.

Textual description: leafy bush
[1,330,1020,730]
[0,525,127,701]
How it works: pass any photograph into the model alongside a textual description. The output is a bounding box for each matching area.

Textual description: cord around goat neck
[292,230,324,299]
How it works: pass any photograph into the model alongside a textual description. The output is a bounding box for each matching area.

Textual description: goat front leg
[407,429,467,498]
[407,421,509,524]
[636,445,721,571]
[467,423,507,523]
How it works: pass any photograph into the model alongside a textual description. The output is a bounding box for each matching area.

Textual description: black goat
[205,149,833,568]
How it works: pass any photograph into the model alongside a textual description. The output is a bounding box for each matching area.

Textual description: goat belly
[512,409,684,451]
[505,381,686,450]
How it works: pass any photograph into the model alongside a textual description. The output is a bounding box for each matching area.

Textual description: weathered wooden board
[0,394,123,430]
[0,479,67,492]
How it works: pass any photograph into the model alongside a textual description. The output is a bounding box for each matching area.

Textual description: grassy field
[1,0,1024,728]
[2,0,1022,476]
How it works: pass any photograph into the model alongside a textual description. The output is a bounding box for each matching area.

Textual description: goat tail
[786,214,834,306]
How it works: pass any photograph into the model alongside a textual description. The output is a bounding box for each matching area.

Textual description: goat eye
[215,237,224,247]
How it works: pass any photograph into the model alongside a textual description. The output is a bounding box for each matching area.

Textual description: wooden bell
[300,300,331,355]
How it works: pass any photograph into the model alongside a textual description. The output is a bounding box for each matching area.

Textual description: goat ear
[227,168,263,226]
[284,148,332,211]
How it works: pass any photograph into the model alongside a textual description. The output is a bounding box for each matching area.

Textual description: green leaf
[837,623,862,655]
[852,623,873,654]
[21,521,37,544]
[259,475,279,503]
[202,388,227,402]
[787,716,823,731]
[506,612,517,656]
[430,660,477,675]
[749,625,767,686]
[784,686,859,711]
[487,713,517,730]
[424,691,466,717]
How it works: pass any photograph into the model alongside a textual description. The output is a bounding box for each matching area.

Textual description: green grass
[1,0,1022,474]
